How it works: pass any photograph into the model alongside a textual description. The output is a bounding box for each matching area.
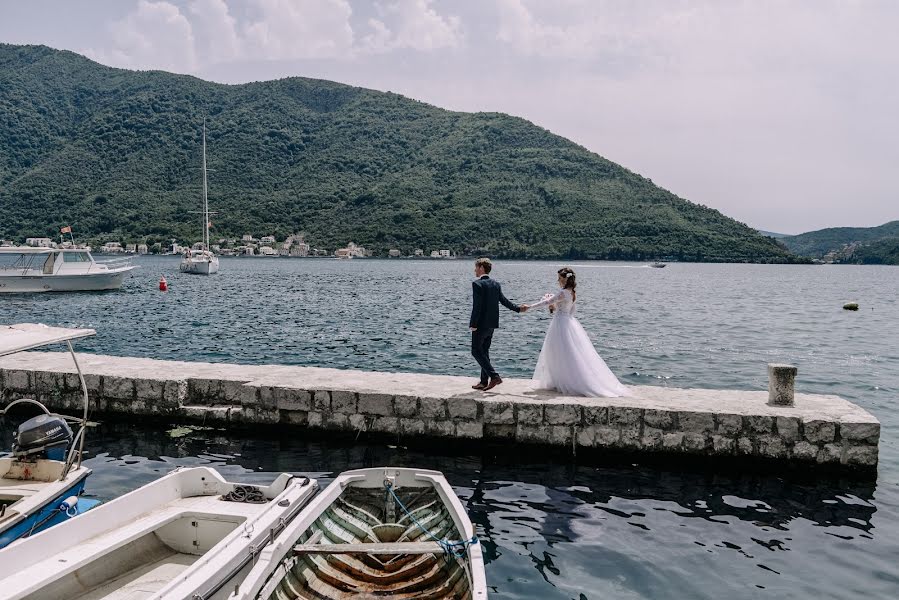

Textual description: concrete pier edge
[0,352,881,473]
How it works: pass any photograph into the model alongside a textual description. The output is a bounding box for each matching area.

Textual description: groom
[469,258,528,391]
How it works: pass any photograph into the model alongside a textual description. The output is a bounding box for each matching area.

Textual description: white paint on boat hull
[0,269,133,293]
[180,258,219,275]
[230,467,488,600]
[0,467,318,600]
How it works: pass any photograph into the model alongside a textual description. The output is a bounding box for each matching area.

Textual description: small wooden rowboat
[0,467,318,600]
[230,467,488,600]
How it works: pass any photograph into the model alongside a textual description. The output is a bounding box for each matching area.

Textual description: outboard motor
[12,414,73,462]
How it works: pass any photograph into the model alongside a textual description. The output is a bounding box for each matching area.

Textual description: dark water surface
[2,257,898,599]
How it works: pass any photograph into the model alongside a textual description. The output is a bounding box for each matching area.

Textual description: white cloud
[85,0,465,73]
[86,0,198,73]
[188,0,241,63]
[364,0,462,53]
[243,0,355,60]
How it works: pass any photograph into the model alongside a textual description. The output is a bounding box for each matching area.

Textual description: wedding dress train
[529,288,630,397]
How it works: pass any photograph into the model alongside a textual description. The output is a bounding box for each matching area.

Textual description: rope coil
[223,484,266,503]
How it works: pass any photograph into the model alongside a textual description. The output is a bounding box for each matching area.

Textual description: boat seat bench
[293,541,445,555]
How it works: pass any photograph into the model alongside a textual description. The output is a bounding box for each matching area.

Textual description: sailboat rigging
[179,121,220,275]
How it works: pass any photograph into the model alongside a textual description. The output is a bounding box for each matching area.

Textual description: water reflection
[76,424,886,600]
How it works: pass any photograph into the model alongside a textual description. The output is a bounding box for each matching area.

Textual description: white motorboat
[180,121,220,275]
[0,248,134,293]
[229,467,487,600]
[0,324,98,548]
[0,467,318,599]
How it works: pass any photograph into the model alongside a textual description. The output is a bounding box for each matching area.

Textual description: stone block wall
[0,354,880,471]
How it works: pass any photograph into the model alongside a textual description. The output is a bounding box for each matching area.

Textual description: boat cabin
[0,248,105,276]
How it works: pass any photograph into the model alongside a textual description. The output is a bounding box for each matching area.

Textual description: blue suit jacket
[470,276,520,329]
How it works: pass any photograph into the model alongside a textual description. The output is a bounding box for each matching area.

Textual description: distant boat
[180,122,220,275]
[0,247,134,292]
[650,262,667,268]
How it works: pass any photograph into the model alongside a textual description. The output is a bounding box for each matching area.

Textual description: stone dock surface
[0,352,881,471]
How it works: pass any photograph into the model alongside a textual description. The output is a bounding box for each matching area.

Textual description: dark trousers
[471,328,498,384]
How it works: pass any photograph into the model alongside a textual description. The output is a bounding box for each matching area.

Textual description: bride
[526,267,630,397]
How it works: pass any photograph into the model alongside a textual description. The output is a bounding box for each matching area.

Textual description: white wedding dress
[530,288,630,397]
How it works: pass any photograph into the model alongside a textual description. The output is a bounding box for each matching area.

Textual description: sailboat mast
[202,121,209,251]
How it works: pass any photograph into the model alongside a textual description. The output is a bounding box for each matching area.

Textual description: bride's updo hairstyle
[558,267,576,301]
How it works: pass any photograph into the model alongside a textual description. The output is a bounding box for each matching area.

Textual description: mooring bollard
[768,363,797,406]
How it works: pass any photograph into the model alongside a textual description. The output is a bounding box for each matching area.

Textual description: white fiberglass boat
[0,467,318,600]
[0,248,134,293]
[180,248,219,275]
[0,324,98,548]
[180,122,220,275]
[230,467,487,600]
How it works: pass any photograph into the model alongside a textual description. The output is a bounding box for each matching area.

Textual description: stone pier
[0,352,881,471]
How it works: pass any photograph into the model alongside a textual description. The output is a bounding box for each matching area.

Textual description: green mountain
[781,221,899,258]
[850,238,899,265]
[0,44,794,261]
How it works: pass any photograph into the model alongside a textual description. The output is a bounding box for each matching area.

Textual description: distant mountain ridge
[0,44,795,262]
[781,221,899,258]
[757,230,790,239]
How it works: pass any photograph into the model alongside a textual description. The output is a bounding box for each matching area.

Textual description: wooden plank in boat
[293,541,444,555]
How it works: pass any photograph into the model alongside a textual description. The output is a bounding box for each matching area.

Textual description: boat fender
[60,495,80,517]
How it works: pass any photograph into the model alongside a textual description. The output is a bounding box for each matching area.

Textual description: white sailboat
[180,122,220,275]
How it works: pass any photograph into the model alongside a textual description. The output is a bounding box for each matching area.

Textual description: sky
[2,0,897,234]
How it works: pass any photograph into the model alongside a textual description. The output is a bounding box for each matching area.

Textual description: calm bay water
[2,256,898,599]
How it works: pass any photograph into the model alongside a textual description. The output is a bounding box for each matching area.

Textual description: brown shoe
[483,377,503,391]
[472,382,487,390]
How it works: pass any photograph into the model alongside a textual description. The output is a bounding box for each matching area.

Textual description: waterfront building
[102,242,124,253]
[260,236,276,246]
[290,242,310,257]
[389,249,401,257]
[26,237,53,248]
[439,249,451,258]
[137,244,149,255]
[125,244,137,253]
[336,242,366,258]
[414,249,424,256]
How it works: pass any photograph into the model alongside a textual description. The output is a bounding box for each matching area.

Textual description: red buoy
[159,275,168,292]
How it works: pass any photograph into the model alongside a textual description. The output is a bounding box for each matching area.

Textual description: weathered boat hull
[231,467,488,600]
[0,463,93,549]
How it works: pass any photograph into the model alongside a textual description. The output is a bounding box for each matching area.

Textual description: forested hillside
[781,221,899,258]
[0,44,794,261]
